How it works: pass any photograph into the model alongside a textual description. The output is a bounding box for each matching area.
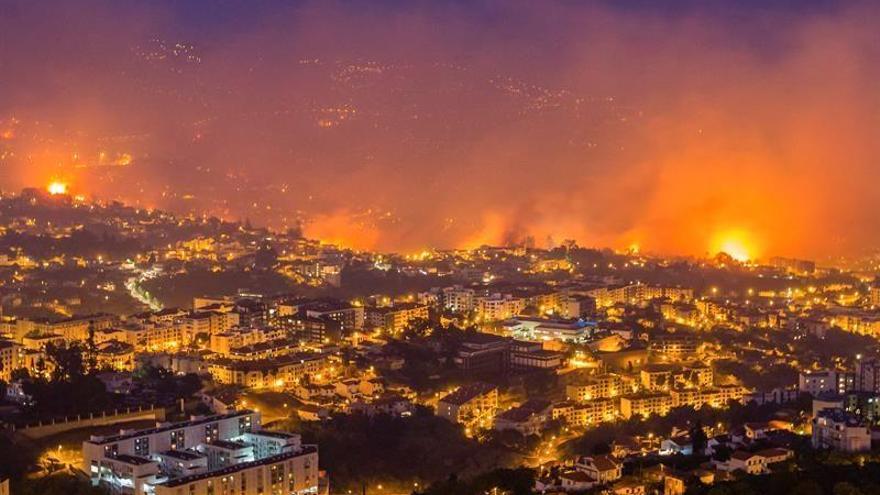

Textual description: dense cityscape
[2,185,880,494]
[3,1,880,495]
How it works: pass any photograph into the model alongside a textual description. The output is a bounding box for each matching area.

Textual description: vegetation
[415,468,536,495]
[691,462,880,495]
[13,474,108,495]
[18,341,116,417]
[561,398,812,457]
[270,409,522,492]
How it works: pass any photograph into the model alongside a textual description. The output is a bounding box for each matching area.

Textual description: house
[612,478,646,495]
[575,455,622,485]
[706,434,737,456]
[727,450,767,475]
[296,404,329,421]
[743,422,771,440]
[611,436,643,458]
[559,471,596,492]
[663,472,687,495]
[349,394,413,417]
[660,434,692,456]
[757,447,794,466]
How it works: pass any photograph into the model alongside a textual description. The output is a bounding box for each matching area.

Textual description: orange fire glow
[47,181,69,195]
[711,230,756,262]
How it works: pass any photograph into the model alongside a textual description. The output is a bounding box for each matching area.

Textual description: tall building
[856,358,880,393]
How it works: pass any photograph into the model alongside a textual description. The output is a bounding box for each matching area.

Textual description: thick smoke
[1,0,878,258]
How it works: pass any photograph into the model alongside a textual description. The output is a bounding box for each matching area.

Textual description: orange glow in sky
[711,229,756,262]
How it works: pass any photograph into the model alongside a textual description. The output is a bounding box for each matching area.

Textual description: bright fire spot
[47,181,68,195]
[711,230,754,262]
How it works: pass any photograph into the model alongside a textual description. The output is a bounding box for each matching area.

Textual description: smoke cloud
[1,0,878,259]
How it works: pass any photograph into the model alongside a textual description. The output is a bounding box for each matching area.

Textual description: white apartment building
[83,410,320,495]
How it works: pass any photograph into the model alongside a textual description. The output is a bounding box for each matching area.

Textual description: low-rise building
[575,455,622,485]
[494,399,552,436]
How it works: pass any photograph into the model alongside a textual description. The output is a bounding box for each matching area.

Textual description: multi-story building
[0,339,21,382]
[301,300,364,333]
[96,340,136,372]
[589,284,693,308]
[648,336,700,362]
[799,370,853,396]
[226,339,301,362]
[209,328,284,357]
[856,358,880,393]
[660,302,701,326]
[453,333,510,372]
[769,257,816,276]
[552,399,617,427]
[437,382,499,434]
[365,302,429,334]
[153,447,319,495]
[566,374,625,402]
[32,313,118,342]
[475,293,526,322]
[180,311,239,337]
[83,410,320,495]
[640,364,713,392]
[441,286,476,313]
[509,340,564,370]
[502,316,592,343]
[208,353,328,389]
[812,408,871,452]
[695,299,728,322]
[619,393,674,419]
[670,385,744,409]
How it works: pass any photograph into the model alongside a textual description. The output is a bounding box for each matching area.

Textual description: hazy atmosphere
[2,0,878,257]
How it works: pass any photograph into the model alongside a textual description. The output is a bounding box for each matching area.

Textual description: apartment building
[437,382,499,433]
[812,408,871,452]
[552,399,617,427]
[619,393,674,419]
[83,410,320,495]
[566,374,625,402]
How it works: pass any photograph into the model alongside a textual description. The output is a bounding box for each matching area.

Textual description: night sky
[1,0,878,258]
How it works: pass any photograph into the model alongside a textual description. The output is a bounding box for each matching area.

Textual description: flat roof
[87,410,256,445]
[159,450,205,461]
[158,447,317,488]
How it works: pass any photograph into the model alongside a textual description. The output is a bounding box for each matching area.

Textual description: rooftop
[158,447,317,488]
[440,382,497,405]
[87,410,256,445]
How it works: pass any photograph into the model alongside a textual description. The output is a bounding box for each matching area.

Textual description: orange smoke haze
[1,1,879,258]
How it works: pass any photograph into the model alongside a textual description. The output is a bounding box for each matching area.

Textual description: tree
[834,482,866,495]
[690,420,708,456]
[45,341,86,381]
